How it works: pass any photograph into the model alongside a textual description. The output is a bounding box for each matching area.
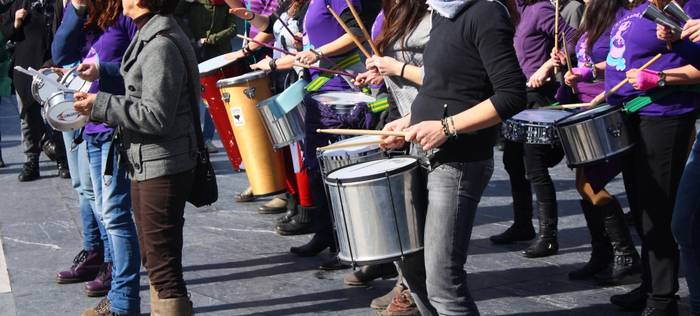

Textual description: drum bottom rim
[337,248,423,265]
[564,143,636,168]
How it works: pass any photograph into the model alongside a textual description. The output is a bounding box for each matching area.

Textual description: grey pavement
[0,95,692,316]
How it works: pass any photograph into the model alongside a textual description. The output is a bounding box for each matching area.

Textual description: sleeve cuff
[91,92,111,123]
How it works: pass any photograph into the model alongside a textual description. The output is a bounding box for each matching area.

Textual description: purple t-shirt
[244,0,278,40]
[371,10,384,41]
[605,2,700,116]
[83,15,138,134]
[303,0,362,91]
[574,30,611,102]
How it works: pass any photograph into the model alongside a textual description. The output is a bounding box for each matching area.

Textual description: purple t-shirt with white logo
[371,10,384,41]
[605,2,700,116]
[574,29,611,102]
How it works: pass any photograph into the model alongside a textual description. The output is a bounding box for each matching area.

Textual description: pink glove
[572,67,594,82]
[635,69,661,91]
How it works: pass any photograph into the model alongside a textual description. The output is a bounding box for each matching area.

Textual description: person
[380,0,526,314]
[1,0,68,181]
[489,0,576,259]
[559,0,584,28]
[52,0,141,314]
[602,0,700,314]
[73,0,201,312]
[175,0,237,153]
[550,0,640,285]
[0,8,11,168]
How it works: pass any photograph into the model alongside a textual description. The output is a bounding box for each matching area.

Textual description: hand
[657,25,681,43]
[405,120,448,150]
[76,63,99,82]
[380,115,410,150]
[681,19,700,42]
[229,7,254,20]
[365,56,402,77]
[527,66,551,88]
[224,50,246,62]
[353,69,383,87]
[627,68,660,91]
[73,92,96,116]
[199,38,208,45]
[550,48,566,68]
[564,70,582,86]
[250,56,272,72]
[295,50,319,66]
[14,9,27,28]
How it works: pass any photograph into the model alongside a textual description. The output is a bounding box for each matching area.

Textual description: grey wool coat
[91,14,200,181]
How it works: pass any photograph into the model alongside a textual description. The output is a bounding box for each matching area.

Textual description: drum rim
[325,156,418,184]
[556,103,620,126]
[31,70,62,104]
[199,57,240,76]
[311,91,377,105]
[509,109,574,124]
[216,70,267,88]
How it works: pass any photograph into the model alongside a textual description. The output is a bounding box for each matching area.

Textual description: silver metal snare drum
[318,135,385,175]
[257,94,306,149]
[555,104,635,167]
[312,91,376,115]
[59,68,90,93]
[502,109,573,145]
[325,157,423,264]
[44,90,87,131]
[31,69,62,105]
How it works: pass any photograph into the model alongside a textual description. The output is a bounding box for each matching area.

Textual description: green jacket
[175,0,237,60]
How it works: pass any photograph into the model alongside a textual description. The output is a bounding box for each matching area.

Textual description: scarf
[427,0,474,18]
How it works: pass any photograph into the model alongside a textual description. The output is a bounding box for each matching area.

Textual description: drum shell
[218,73,286,196]
[31,69,61,104]
[318,138,385,176]
[325,161,423,264]
[257,96,305,149]
[200,60,246,171]
[556,106,635,167]
[502,109,572,145]
[60,69,90,92]
[45,91,87,131]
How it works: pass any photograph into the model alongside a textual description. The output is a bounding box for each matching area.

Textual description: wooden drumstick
[237,34,295,56]
[326,5,372,58]
[318,140,383,151]
[546,102,591,110]
[560,33,578,95]
[317,128,407,138]
[554,0,560,74]
[343,0,381,57]
[293,63,357,78]
[589,53,663,106]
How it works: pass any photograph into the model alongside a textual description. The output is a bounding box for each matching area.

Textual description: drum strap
[624,85,700,113]
[305,53,362,92]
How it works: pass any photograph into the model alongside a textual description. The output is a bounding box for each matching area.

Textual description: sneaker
[81,297,139,316]
[18,161,39,182]
[378,287,420,316]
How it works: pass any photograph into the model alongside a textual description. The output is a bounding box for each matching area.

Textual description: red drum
[199,55,247,171]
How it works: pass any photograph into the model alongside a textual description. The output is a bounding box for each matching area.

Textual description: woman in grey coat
[73,0,199,314]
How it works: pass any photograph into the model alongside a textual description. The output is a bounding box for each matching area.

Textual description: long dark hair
[375,0,429,55]
[84,0,122,32]
[577,0,651,49]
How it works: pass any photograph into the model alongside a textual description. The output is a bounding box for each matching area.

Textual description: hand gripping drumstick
[343,0,381,57]
[560,33,578,95]
[554,0,560,74]
[326,5,372,58]
[588,53,663,107]
[317,128,407,138]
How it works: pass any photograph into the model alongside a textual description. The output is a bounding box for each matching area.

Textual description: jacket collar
[137,14,178,44]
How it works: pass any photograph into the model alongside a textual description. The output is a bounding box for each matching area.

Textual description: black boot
[569,200,614,280]
[610,285,648,311]
[290,228,334,257]
[276,205,314,236]
[641,301,678,316]
[57,160,70,179]
[490,190,535,244]
[18,159,40,182]
[595,198,641,285]
[275,195,299,225]
[523,201,559,258]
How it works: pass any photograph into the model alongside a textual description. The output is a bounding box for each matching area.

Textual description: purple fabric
[605,2,700,117]
[572,32,611,103]
[244,0,279,40]
[371,10,384,41]
[514,0,577,79]
[583,155,624,193]
[83,15,137,134]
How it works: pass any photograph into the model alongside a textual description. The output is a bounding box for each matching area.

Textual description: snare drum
[217,71,286,196]
[325,157,423,264]
[556,104,635,167]
[502,109,573,145]
[311,91,376,115]
[317,135,385,176]
[59,68,90,93]
[199,55,247,171]
[44,90,87,131]
[257,94,305,149]
[31,69,62,104]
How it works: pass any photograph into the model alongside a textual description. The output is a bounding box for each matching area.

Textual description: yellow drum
[217,71,286,196]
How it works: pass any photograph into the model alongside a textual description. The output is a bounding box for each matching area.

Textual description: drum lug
[222,92,230,104]
[244,87,256,100]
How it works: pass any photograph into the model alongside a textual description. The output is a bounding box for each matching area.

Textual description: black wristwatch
[269,58,278,72]
[657,71,667,88]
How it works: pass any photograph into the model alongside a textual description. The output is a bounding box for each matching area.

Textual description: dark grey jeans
[398,157,494,316]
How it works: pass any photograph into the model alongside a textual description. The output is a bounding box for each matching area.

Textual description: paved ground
[0,96,692,316]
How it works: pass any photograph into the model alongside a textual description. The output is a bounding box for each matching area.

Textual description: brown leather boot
[157,296,193,316]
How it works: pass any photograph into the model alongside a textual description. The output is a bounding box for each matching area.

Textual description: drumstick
[326,5,372,58]
[546,102,591,110]
[343,0,380,57]
[560,33,578,95]
[589,53,663,106]
[318,140,383,151]
[554,0,560,74]
[237,34,295,56]
[317,128,407,138]
[293,63,357,78]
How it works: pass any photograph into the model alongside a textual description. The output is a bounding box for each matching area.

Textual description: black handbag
[160,32,218,207]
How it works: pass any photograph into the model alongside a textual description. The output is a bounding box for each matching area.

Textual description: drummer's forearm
[663,65,700,85]
[248,15,270,31]
[450,101,503,134]
[245,32,274,52]
[273,55,296,70]
[317,34,364,58]
[401,65,423,86]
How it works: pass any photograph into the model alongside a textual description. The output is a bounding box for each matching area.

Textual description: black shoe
[641,302,678,316]
[18,161,40,182]
[610,286,647,311]
[595,254,641,285]
[343,263,398,286]
[569,255,612,280]
[276,206,314,236]
[290,231,333,257]
[276,208,298,225]
[489,224,536,244]
[319,257,351,271]
[570,199,614,280]
[596,198,641,285]
[57,160,70,179]
[523,201,559,258]
[0,158,5,168]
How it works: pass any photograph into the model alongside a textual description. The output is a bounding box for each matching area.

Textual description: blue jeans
[62,131,110,260]
[86,134,141,314]
[398,158,494,316]
[200,101,215,142]
[673,132,700,314]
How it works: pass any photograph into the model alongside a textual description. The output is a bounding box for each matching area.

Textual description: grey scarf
[427,0,474,18]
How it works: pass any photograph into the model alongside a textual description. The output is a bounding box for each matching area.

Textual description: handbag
[159,32,218,207]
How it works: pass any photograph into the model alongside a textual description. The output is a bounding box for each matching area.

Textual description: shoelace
[71,250,88,267]
[95,298,111,314]
[387,290,415,311]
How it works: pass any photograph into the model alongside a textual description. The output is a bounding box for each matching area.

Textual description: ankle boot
[56,249,104,283]
[276,195,299,225]
[595,198,641,284]
[18,159,40,182]
[276,205,314,236]
[490,190,535,244]
[157,296,193,316]
[523,201,559,258]
[344,263,398,286]
[610,285,648,311]
[569,200,614,280]
[85,262,112,297]
[290,228,334,257]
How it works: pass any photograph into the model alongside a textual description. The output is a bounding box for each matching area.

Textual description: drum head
[199,54,236,76]
[32,70,62,104]
[320,135,381,157]
[556,104,618,126]
[61,70,90,92]
[312,91,376,106]
[511,109,573,124]
[46,92,86,130]
[327,157,417,183]
[216,71,267,88]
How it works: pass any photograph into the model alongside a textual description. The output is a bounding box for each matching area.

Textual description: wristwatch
[657,71,667,88]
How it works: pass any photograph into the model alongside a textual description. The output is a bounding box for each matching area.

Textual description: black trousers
[624,113,695,308]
